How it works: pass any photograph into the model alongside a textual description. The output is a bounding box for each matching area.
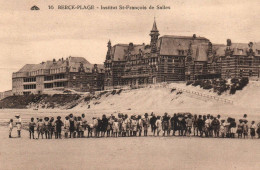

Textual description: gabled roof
[159,35,209,56]
[213,44,226,57]
[111,44,148,61]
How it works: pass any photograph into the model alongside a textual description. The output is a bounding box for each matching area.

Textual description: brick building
[104,21,231,89]
[12,57,104,95]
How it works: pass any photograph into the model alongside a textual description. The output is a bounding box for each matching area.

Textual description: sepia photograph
[0,0,260,170]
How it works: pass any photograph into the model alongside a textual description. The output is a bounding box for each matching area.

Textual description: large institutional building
[104,20,260,89]
[12,57,104,95]
[11,21,260,95]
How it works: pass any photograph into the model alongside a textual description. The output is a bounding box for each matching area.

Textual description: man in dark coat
[150,113,157,135]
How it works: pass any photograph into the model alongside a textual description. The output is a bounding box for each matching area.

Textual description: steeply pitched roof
[213,44,226,57]
[151,20,158,32]
[159,35,209,57]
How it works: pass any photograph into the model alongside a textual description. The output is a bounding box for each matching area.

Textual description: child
[162,113,169,137]
[69,115,75,138]
[220,120,225,138]
[156,116,162,136]
[257,122,260,139]
[49,117,55,139]
[131,116,138,136]
[77,117,84,138]
[230,118,236,138]
[143,113,149,137]
[44,117,50,139]
[186,115,193,137]
[93,117,98,137]
[107,117,113,137]
[125,114,130,137]
[29,118,36,139]
[243,120,248,139]
[250,121,257,139]
[87,123,93,137]
[64,116,70,138]
[113,118,119,137]
[9,119,13,138]
[237,119,243,138]
[137,115,143,137]
[81,114,87,137]
[15,115,22,138]
[55,116,63,139]
[211,117,220,138]
[37,119,44,139]
[121,116,127,137]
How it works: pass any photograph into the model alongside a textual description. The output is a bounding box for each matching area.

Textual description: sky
[0,0,260,92]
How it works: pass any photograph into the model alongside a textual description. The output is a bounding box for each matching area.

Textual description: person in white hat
[15,114,22,137]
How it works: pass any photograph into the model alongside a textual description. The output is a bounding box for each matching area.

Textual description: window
[44,83,53,88]
[238,49,243,55]
[23,77,36,82]
[23,84,36,89]
[178,50,184,56]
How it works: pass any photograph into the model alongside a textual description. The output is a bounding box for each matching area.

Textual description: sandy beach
[0,125,260,170]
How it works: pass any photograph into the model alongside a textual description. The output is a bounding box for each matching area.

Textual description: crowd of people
[8,113,260,139]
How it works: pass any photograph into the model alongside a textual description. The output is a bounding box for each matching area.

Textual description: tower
[106,40,112,60]
[150,19,160,53]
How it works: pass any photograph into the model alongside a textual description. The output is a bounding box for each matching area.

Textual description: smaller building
[12,57,104,95]
[0,90,12,100]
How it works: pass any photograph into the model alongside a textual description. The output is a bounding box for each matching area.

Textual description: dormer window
[178,50,184,56]
[257,50,260,55]
[238,49,243,54]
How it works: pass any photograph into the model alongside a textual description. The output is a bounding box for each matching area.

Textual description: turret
[150,19,160,53]
[106,40,112,60]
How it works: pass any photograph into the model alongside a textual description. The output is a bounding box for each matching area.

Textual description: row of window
[23,77,36,82]
[24,84,36,89]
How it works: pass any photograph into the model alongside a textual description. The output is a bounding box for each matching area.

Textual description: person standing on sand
[211,117,220,138]
[15,115,22,138]
[49,117,55,139]
[155,116,162,136]
[143,113,150,137]
[257,122,260,138]
[185,115,193,137]
[55,116,63,139]
[81,114,87,137]
[37,118,44,139]
[8,119,13,138]
[220,120,225,138]
[192,114,198,136]
[162,112,169,137]
[150,113,157,136]
[101,114,108,137]
[250,121,257,139]
[64,116,70,138]
[125,114,130,137]
[243,120,248,139]
[131,116,138,136]
[44,117,50,139]
[113,118,119,137]
[137,115,143,137]
[197,115,204,137]
[28,117,36,139]
[69,114,75,138]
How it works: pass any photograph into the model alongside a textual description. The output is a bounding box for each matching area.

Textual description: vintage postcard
[0,0,260,170]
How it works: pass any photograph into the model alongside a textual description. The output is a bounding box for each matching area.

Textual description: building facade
[104,21,260,89]
[12,57,104,95]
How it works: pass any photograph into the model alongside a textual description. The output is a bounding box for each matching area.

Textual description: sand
[0,126,260,170]
[1,81,260,170]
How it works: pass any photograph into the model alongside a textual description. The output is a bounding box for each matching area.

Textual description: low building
[0,90,12,100]
[12,57,104,95]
